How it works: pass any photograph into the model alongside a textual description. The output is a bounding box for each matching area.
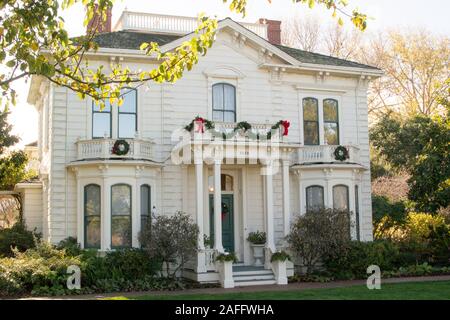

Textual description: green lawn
[107,280,450,300]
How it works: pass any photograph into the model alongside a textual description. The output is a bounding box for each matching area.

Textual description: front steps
[232,265,276,287]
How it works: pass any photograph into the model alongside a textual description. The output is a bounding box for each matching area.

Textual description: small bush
[57,237,82,257]
[0,223,39,257]
[215,252,238,263]
[287,208,352,274]
[271,251,291,262]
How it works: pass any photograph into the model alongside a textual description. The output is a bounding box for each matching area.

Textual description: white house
[19,9,382,287]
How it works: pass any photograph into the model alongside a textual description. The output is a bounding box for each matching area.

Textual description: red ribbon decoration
[281,120,290,136]
[194,117,205,133]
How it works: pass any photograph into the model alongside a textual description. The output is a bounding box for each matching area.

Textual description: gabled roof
[89,19,380,71]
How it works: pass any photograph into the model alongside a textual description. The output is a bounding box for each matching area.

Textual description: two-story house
[18,9,382,287]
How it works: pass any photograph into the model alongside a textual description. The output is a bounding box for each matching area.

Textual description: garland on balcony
[111,139,130,156]
[334,145,349,161]
[184,116,290,140]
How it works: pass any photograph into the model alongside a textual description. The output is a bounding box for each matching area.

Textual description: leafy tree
[0,0,367,108]
[0,109,28,190]
[370,106,450,212]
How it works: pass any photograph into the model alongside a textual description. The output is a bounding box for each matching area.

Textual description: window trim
[305,185,325,211]
[323,98,340,145]
[117,88,138,139]
[302,97,320,146]
[332,184,350,211]
[140,184,151,229]
[84,184,101,249]
[212,83,236,123]
[92,102,112,139]
[111,183,132,249]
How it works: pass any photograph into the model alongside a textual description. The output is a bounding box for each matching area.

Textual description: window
[84,184,101,248]
[140,184,151,230]
[333,185,349,211]
[212,83,236,122]
[92,101,111,138]
[208,174,233,192]
[118,88,137,138]
[306,185,324,211]
[323,99,339,145]
[303,98,319,145]
[111,184,132,248]
[355,185,360,241]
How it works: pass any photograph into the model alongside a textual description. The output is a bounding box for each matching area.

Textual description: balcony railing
[76,138,154,161]
[298,145,360,164]
[114,11,268,40]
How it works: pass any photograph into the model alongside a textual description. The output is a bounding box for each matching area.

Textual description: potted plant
[270,250,290,285]
[247,230,266,266]
[215,252,237,288]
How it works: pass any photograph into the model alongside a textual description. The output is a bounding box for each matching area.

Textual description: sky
[7,0,450,148]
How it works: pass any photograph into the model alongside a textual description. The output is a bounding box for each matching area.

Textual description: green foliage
[0,222,39,257]
[372,195,406,224]
[271,250,291,262]
[139,211,199,279]
[215,252,238,263]
[287,208,352,274]
[56,237,82,257]
[247,230,266,245]
[370,112,450,212]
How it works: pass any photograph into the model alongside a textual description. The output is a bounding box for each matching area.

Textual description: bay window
[306,185,324,211]
[111,184,132,248]
[333,185,349,211]
[84,184,101,248]
[140,184,151,230]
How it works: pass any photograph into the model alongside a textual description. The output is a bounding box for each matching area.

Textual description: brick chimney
[86,5,112,34]
[259,18,281,45]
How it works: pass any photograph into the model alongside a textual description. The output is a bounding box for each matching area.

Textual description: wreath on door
[334,145,349,161]
[111,139,130,156]
[221,203,229,221]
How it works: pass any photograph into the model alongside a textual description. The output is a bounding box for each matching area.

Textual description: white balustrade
[298,145,360,164]
[76,138,154,161]
[114,11,268,40]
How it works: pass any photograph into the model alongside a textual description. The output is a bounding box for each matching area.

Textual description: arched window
[111,184,132,248]
[92,101,111,138]
[306,185,324,211]
[118,88,137,138]
[140,184,151,230]
[323,99,339,145]
[212,83,236,122]
[84,184,101,248]
[303,98,319,145]
[333,185,349,211]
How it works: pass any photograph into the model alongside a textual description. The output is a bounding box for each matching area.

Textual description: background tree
[0,0,367,108]
[282,14,321,51]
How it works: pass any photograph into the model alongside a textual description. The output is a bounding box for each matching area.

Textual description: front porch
[176,125,298,288]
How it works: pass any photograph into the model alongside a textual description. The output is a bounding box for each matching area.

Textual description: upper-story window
[92,101,111,138]
[303,98,319,145]
[92,88,137,139]
[118,88,137,138]
[323,99,339,145]
[212,83,236,122]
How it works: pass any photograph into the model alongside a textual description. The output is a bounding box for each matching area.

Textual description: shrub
[372,195,406,224]
[323,240,401,279]
[247,230,266,245]
[271,251,291,262]
[215,252,238,263]
[287,208,352,274]
[0,222,39,257]
[57,237,82,257]
[139,211,199,279]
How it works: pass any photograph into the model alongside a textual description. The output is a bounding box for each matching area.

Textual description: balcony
[297,145,360,164]
[114,11,268,39]
[75,138,154,161]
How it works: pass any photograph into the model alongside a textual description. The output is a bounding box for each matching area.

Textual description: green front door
[209,194,234,253]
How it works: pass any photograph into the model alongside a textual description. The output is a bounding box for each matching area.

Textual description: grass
[106,280,450,300]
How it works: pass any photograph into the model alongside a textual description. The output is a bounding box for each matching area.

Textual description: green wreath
[334,145,349,161]
[112,140,130,156]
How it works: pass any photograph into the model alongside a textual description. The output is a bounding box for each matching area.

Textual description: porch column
[213,159,224,252]
[265,162,276,252]
[282,160,290,237]
[195,159,205,250]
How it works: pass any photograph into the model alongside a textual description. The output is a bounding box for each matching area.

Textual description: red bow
[281,120,290,136]
[195,117,205,133]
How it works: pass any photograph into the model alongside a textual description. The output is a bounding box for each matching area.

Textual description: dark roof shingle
[90,30,380,70]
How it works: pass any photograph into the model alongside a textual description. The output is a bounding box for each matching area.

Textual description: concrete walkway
[23,275,450,300]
